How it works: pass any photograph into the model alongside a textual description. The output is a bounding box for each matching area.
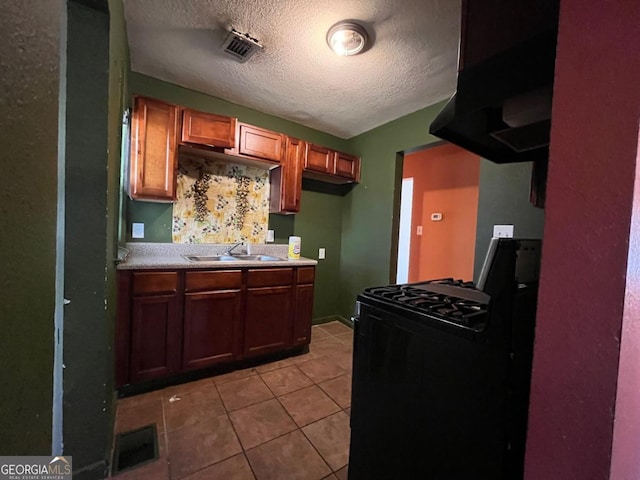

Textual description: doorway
[395,143,481,283]
[396,178,414,283]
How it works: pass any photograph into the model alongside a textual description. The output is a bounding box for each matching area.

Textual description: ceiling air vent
[221,28,263,63]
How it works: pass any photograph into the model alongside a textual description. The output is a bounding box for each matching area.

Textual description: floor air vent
[112,424,158,474]
[221,28,263,63]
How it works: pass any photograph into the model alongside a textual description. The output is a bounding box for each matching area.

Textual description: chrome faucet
[225,241,243,255]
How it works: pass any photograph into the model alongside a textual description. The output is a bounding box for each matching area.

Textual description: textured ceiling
[124,0,461,139]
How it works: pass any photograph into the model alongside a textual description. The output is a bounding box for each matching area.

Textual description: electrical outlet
[493,224,514,238]
[318,248,326,260]
[132,223,144,239]
[266,230,275,242]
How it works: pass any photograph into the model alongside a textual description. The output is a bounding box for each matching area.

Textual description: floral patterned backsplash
[172,156,270,244]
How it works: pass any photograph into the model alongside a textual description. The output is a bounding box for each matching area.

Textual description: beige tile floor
[111,321,353,480]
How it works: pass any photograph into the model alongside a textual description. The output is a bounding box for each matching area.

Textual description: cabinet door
[183,289,243,370]
[238,123,283,163]
[270,137,304,214]
[129,96,179,202]
[304,143,334,174]
[282,137,304,212]
[293,283,314,346]
[181,108,236,148]
[244,286,293,357]
[130,293,180,382]
[334,151,361,182]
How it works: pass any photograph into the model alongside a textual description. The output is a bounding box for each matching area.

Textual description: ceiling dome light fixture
[326,21,369,56]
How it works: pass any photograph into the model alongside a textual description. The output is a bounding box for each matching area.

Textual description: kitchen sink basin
[231,255,286,261]
[184,254,286,262]
[184,255,239,262]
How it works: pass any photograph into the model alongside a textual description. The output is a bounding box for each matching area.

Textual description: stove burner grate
[364,279,489,327]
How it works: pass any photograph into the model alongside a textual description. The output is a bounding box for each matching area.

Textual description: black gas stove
[349,238,542,480]
[363,278,490,329]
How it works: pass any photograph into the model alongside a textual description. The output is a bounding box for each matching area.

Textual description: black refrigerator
[348,238,541,480]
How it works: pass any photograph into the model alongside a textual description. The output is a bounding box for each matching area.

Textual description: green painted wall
[474,161,545,280]
[124,72,352,243]
[0,0,63,454]
[121,77,546,322]
[296,190,344,319]
[124,73,354,319]
[341,105,545,318]
[108,0,130,246]
[63,3,114,478]
[341,104,448,317]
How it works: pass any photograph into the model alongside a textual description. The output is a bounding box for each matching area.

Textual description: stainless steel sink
[184,255,239,262]
[231,255,286,261]
[184,254,286,262]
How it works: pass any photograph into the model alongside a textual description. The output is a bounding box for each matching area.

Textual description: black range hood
[430,2,559,164]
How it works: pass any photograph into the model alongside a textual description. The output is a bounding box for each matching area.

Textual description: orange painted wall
[403,144,480,282]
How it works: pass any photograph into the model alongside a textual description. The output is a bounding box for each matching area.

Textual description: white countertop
[116,242,318,270]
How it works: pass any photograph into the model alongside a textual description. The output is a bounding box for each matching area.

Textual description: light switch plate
[417,226,423,235]
[493,224,514,238]
[266,230,275,242]
[318,248,326,260]
[132,223,144,239]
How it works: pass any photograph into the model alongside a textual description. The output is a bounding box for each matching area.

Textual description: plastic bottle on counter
[288,236,301,260]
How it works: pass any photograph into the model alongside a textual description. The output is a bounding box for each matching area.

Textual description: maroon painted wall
[611,135,640,480]
[524,0,640,479]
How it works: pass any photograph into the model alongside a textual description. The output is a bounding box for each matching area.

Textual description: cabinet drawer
[133,271,178,295]
[185,270,242,292]
[247,268,294,287]
[296,267,315,284]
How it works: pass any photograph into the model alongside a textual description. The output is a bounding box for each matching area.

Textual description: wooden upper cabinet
[237,123,284,164]
[180,108,236,149]
[304,143,334,174]
[270,136,304,214]
[303,143,361,184]
[334,151,360,182]
[129,96,179,202]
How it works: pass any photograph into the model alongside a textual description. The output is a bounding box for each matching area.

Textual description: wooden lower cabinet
[183,289,243,370]
[117,266,315,387]
[293,266,315,346]
[293,284,314,345]
[244,286,293,357]
[130,293,180,383]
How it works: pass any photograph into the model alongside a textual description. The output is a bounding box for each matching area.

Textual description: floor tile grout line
[242,426,332,480]
[241,451,259,480]
[168,378,251,480]
[216,373,275,413]
[298,414,346,475]
[112,322,352,479]
[265,362,347,473]
[160,389,171,475]
[256,362,315,398]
